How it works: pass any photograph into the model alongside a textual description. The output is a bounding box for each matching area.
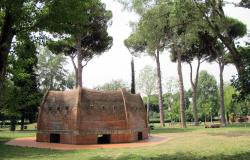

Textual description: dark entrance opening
[50,134,60,143]
[138,132,143,140]
[97,134,111,144]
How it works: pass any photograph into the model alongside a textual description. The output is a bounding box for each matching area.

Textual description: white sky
[69,0,250,91]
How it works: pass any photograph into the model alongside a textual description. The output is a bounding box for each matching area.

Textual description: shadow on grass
[14,130,36,133]
[205,130,250,137]
[0,137,12,143]
[150,127,198,134]
[1,144,250,160]
[89,151,250,160]
[0,143,69,160]
[227,123,250,128]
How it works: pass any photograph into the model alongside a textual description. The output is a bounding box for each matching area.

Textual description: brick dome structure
[36,88,148,144]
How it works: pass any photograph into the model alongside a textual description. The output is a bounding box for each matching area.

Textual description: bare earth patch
[5,135,169,150]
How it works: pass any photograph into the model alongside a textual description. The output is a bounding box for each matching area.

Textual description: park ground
[0,123,250,160]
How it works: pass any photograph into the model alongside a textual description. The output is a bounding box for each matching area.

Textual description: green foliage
[117,0,154,15]
[0,0,112,89]
[226,17,247,39]
[239,0,250,8]
[0,80,20,117]
[0,0,43,33]
[162,91,190,122]
[38,0,90,34]
[125,1,171,56]
[224,84,235,114]
[65,72,75,90]
[164,77,179,94]
[36,47,73,91]
[124,33,146,56]
[0,34,42,126]
[197,71,219,119]
[47,38,76,56]
[194,0,248,96]
[232,45,250,99]
[47,1,113,58]
[224,83,249,118]
[136,65,157,96]
[47,1,112,87]
[94,79,129,91]
[232,99,250,116]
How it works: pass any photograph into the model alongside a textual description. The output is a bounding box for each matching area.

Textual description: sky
[70,0,250,91]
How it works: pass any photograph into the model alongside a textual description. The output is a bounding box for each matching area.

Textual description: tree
[122,0,196,128]
[193,0,248,96]
[0,0,78,89]
[0,0,113,90]
[124,37,139,95]
[180,30,219,125]
[217,50,227,126]
[224,83,236,122]
[124,3,171,126]
[137,65,157,123]
[232,45,250,99]
[168,0,202,128]
[186,31,228,126]
[10,34,42,130]
[0,80,19,131]
[47,1,113,87]
[94,79,129,91]
[36,47,72,91]
[131,57,136,94]
[164,77,179,124]
[239,0,250,8]
[65,72,76,90]
[164,77,179,95]
[0,0,40,89]
[197,71,219,122]
[0,34,42,130]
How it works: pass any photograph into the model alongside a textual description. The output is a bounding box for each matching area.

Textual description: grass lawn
[0,123,250,160]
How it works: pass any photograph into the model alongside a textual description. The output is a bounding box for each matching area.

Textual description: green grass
[0,123,250,160]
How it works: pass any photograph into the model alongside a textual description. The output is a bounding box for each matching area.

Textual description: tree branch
[69,54,77,72]
[188,62,195,88]
[194,59,201,87]
[82,58,92,68]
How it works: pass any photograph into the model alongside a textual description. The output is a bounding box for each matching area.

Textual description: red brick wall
[37,88,148,144]
[36,133,49,143]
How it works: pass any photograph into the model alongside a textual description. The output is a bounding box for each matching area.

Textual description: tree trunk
[49,75,54,89]
[219,61,226,126]
[76,36,83,87]
[77,53,83,87]
[192,90,198,125]
[20,114,25,131]
[70,56,78,87]
[177,51,187,128]
[226,112,230,124]
[218,35,244,76]
[204,114,207,125]
[155,50,165,127]
[189,60,201,126]
[131,57,136,94]
[10,116,16,131]
[0,11,15,90]
[75,68,79,87]
[147,96,150,124]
